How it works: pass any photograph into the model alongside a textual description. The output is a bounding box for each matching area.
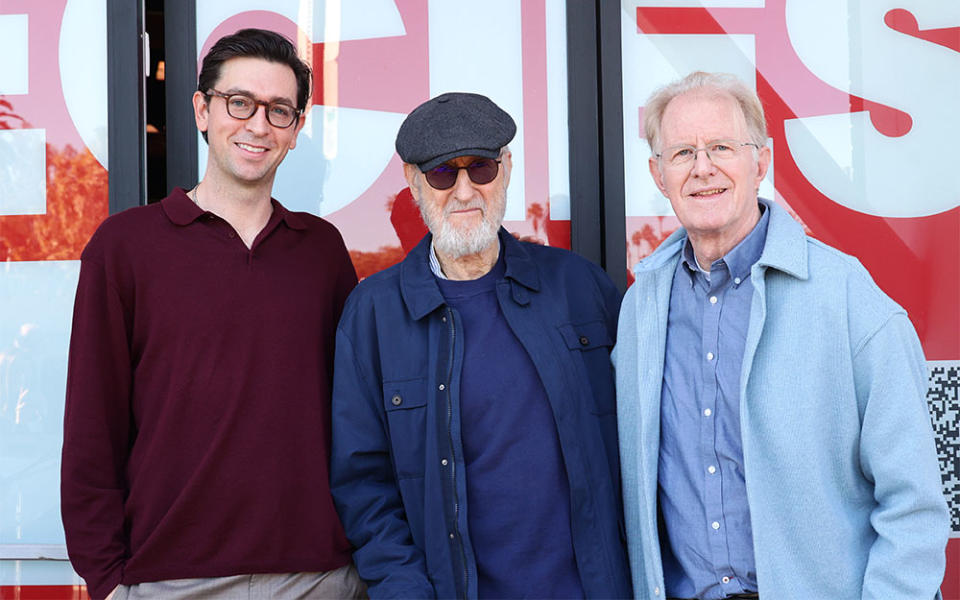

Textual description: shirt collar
[401,228,540,320]
[161,187,306,230]
[428,238,501,280]
[679,203,770,286]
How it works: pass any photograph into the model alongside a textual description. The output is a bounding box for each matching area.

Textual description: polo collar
[161,187,306,230]
[161,187,205,225]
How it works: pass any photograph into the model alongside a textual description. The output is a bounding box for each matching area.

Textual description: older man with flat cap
[330,92,632,599]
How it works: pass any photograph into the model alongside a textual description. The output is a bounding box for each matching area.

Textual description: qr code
[927,361,960,534]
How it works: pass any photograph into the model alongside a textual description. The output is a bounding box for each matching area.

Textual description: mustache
[443,199,485,217]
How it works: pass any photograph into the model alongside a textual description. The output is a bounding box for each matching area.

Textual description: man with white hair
[330,92,632,599]
[613,70,948,599]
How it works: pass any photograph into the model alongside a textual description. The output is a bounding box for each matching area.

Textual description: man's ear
[649,157,668,197]
[754,144,771,189]
[500,149,513,189]
[287,112,307,150]
[192,91,209,135]
[402,162,421,190]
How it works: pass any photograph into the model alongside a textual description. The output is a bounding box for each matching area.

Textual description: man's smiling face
[649,88,770,250]
[194,56,304,189]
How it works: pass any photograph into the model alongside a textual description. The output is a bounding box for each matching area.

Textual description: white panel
[0,129,47,216]
[621,27,756,216]
[196,0,405,49]
[0,560,83,586]
[0,261,80,557]
[545,0,570,221]
[0,15,29,95]
[631,0,765,7]
[198,106,406,216]
[784,0,960,218]
[427,0,526,220]
[60,0,109,169]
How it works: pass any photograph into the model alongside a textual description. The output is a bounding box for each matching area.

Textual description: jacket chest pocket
[557,319,616,415]
[383,378,428,479]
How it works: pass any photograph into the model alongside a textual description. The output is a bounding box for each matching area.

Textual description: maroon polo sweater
[61,188,358,599]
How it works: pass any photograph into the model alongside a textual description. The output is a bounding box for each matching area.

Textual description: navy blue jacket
[331,230,632,599]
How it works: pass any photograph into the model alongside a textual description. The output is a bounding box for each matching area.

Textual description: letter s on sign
[784,0,960,218]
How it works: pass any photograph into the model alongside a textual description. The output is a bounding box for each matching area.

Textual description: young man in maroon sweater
[60,29,362,600]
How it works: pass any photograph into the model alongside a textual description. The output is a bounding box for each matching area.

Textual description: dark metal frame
[596,0,627,292]
[164,0,199,192]
[565,0,602,268]
[566,0,627,291]
[107,0,147,212]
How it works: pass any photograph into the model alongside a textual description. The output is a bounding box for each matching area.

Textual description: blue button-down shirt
[659,205,769,600]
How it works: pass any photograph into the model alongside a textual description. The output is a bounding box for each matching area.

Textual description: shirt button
[653,587,660,596]
[449,533,455,540]
[708,465,716,474]
[391,394,402,406]
[706,352,715,361]
[441,459,448,466]
[712,521,720,530]
[438,384,445,391]
[734,277,742,285]
[709,295,717,304]
[579,335,589,346]
[722,576,731,584]
[703,408,712,417]
[228,231,236,238]
[441,316,447,322]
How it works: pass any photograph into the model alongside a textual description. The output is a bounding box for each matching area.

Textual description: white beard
[414,180,506,259]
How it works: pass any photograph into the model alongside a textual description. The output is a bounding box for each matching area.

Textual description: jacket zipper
[444,306,469,598]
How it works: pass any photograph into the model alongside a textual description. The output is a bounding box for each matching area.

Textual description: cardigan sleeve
[60,250,132,600]
[854,312,949,599]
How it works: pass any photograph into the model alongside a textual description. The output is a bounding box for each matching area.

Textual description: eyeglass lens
[219,93,298,128]
[661,140,749,168]
[424,159,500,190]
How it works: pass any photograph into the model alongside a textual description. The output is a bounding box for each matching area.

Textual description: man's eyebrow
[222,88,297,106]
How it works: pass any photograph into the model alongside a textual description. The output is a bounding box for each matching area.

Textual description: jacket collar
[634,198,808,280]
[161,187,307,230]
[400,228,541,320]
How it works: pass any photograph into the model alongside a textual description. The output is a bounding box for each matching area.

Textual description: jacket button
[438,384,445,391]
[391,394,402,406]
[441,459,448,466]
[579,335,589,346]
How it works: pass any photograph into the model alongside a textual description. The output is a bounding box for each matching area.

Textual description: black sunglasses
[423,158,501,190]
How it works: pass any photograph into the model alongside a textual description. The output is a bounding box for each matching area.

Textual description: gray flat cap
[396,92,516,171]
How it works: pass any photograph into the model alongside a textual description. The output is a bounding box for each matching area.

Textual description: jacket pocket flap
[382,378,428,412]
[558,319,612,350]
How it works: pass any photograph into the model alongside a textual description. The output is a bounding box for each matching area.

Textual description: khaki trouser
[114,563,367,599]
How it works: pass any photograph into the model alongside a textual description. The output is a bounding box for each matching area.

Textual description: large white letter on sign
[784,0,960,217]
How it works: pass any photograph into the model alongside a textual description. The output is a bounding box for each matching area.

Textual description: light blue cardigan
[613,199,949,600]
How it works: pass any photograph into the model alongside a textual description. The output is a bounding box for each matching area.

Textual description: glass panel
[619,0,960,580]
[195,0,573,280]
[619,0,958,358]
[0,0,109,571]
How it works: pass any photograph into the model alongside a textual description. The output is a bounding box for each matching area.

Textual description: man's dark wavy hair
[197,28,311,140]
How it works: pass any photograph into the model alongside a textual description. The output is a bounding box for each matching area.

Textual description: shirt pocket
[383,378,428,479]
[557,319,616,415]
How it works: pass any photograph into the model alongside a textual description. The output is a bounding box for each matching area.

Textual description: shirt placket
[699,264,736,597]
